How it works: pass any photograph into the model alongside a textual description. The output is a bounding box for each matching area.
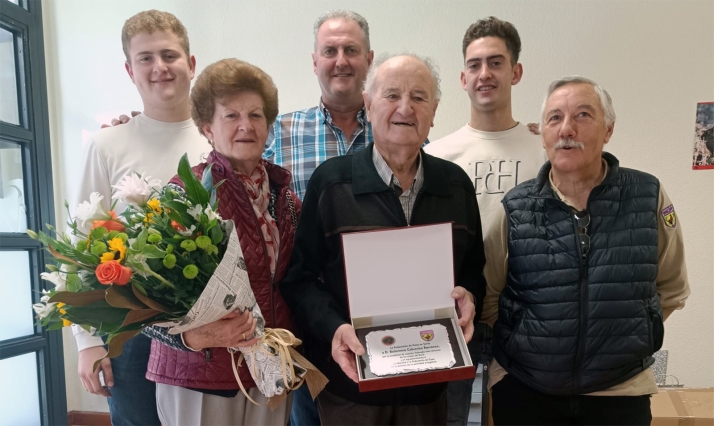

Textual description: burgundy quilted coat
[146,150,301,390]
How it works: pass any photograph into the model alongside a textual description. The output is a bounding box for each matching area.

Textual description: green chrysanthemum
[195,236,212,250]
[148,234,162,244]
[75,240,88,252]
[180,240,197,252]
[162,254,177,269]
[90,241,107,256]
[183,264,198,279]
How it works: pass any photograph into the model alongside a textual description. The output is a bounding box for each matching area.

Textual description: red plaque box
[341,223,475,392]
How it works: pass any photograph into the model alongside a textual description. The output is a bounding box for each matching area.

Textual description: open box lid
[342,223,455,320]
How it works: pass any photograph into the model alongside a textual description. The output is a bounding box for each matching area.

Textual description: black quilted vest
[493,152,664,395]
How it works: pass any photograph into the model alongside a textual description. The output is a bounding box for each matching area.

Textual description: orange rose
[95,260,132,285]
[93,211,125,232]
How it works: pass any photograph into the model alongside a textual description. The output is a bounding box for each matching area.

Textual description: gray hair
[364,53,442,101]
[314,10,370,52]
[539,76,616,132]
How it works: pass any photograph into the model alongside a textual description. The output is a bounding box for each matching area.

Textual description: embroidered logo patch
[661,204,677,228]
[420,330,434,341]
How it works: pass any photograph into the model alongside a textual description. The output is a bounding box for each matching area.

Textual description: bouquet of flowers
[30,154,326,406]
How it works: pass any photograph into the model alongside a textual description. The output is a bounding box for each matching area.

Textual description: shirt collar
[352,144,450,197]
[318,99,367,126]
[371,144,424,192]
[549,158,609,207]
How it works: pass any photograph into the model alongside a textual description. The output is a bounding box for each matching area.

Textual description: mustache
[554,138,585,150]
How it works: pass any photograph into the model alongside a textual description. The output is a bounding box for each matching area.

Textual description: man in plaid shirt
[263,10,374,201]
[263,10,374,425]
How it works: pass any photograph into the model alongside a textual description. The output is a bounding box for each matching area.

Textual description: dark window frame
[0,0,67,425]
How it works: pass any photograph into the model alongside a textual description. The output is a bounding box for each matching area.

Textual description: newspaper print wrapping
[154,220,306,397]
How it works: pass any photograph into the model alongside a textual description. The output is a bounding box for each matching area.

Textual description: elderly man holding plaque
[280,53,487,425]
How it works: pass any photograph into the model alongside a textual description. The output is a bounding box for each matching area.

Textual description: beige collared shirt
[482,159,690,396]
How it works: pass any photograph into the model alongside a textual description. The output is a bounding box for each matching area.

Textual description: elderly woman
[143,58,301,425]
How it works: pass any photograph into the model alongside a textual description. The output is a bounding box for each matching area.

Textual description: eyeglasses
[574,210,590,258]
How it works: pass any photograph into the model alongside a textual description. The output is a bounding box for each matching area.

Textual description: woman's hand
[182,310,259,351]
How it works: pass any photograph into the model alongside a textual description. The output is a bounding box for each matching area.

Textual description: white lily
[32,291,55,318]
[41,271,66,292]
[204,205,222,221]
[75,192,110,234]
[113,173,162,206]
[187,204,203,221]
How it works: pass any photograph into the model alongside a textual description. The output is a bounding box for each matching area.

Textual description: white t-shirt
[72,113,208,351]
[425,123,546,235]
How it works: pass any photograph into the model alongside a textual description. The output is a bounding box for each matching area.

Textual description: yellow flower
[144,212,155,224]
[57,302,71,327]
[147,198,162,213]
[100,251,116,263]
[99,237,127,263]
[108,237,127,262]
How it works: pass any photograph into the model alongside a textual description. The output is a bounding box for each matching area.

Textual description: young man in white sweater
[72,10,206,425]
[424,16,545,426]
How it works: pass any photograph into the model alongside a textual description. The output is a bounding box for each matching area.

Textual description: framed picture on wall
[693,102,714,170]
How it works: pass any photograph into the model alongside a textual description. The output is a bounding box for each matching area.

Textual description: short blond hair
[121,10,190,62]
[191,58,279,137]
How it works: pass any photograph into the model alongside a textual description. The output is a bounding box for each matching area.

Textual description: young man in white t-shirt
[72,10,206,425]
[424,16,546,425]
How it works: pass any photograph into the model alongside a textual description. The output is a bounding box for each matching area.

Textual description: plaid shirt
[372,147,424,224]
[263,101,372,200]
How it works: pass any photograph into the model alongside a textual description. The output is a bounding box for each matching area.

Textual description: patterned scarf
[235,160,280,276]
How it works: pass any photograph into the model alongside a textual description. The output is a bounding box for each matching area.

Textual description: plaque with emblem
[364,323,456,377]
[342,223,475,392]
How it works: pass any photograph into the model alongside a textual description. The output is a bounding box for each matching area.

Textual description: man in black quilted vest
[482,76,690,425]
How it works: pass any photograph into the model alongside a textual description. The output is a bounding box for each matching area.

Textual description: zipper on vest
[205,348,212,363]
[574,252,588,392]
[571,200,594,393]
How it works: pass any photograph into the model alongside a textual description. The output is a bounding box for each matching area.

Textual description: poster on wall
[693,102,714,170]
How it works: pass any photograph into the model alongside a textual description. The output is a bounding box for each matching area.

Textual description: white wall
[42,0,713,413]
